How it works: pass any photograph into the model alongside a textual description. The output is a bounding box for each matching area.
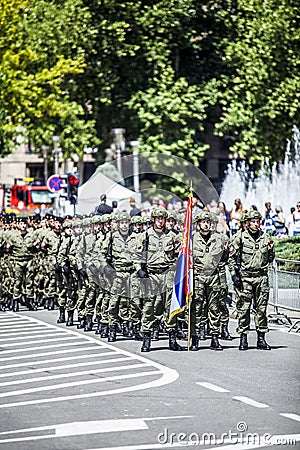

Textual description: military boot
[199,324,207,340]
[100,323,109,338]
[108,325,116,342]
[27,298,37,311]
[94,316,101,334]
[220,324,233,340]
[133,324,143,341]
[239,333,248,350]
[12,299,19,312]
[122,322,130,337]
[66,310,74,327]
[189,336,199,351]
[0,303,5,312]
[257,331,271,350]
[152,324,160,341]
[84,315,93,332]
[57,306,66,323]
[47,298,55,310]
[210,335,223,351]
[77,317,86,329]
[141,332,151,352]
[176,321,187,340]
[169,330,184,351]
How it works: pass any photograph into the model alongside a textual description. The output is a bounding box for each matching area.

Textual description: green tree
[0,0,99,158]
[211,0,300,162]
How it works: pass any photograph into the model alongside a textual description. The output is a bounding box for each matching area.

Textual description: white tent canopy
[77,171,141,215]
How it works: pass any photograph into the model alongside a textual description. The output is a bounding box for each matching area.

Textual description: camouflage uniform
[191,211,232,351]
[228,210,275,350]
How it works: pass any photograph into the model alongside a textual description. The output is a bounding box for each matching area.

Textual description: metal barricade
[268,258,300,330]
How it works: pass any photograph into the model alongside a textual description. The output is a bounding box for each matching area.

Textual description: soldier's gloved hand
[232,274,242,289]
[137,269,148,278]
[54,263,60,273]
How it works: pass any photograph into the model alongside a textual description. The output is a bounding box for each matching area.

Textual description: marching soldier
[190,211,232,351]
[228,210,275,350]
[136,206,183,352]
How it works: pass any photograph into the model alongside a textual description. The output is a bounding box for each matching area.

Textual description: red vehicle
[3,181,54,215]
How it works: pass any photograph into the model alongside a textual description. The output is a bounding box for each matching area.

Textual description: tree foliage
[1,0,299,174]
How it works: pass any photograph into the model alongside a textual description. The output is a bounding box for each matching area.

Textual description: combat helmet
[247,210,262,220]
[195,211,211,222]
[131,215,142,224]
[151,206,168,218]
[117,211,131,221]
[167,211,178,221]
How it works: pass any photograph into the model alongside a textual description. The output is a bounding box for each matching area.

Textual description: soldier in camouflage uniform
[56,219,73,323]
[190,211,232,351]
[101,212,137,342]
[136,207,183,352]
[5,217,36,311]
[228,210,275,350]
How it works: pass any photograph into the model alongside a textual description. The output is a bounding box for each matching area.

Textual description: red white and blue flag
[168,190,193,322]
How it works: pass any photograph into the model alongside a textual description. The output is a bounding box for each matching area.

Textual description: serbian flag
[168,190,193,322]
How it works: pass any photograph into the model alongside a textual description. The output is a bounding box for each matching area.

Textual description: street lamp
[111,128,126,177]
[51,135,61,215]
[130,140,140,192]
[41,145,49,184]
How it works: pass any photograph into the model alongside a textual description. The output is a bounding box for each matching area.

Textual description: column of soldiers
[0,206,275,352]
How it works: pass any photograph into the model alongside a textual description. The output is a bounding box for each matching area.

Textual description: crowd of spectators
[96,194,300,238]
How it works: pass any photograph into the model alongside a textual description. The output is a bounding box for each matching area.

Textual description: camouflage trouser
[129,274,142,326]
[235,274,269,334]
[13,259,34,301]
[2,256,14,297]
[84,281,99,317]
[76,277,89,320]
[191,272,222,336]
[43,256,57,299]
[140,271,176,333]
[108,271,132,326]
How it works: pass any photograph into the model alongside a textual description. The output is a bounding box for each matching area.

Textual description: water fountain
[220,125,300,214]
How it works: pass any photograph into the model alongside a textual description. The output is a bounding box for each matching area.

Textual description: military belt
[241,269,268,277]
[147,267,169,275]
[115,266,134,273]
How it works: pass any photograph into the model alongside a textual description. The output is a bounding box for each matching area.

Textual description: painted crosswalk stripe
[0,350,116,372]
[196,382,230,393]
[233,396,269,408]
[0,344,104,362]
[1,335,80,347]
[0,356,134,380]
[0,337,82,354]
[0,324,46,331]
[0,329,56,338]
[0,363,153,392]
[0,371,161,408]
[280,413,300,422]
[0,332,67,342]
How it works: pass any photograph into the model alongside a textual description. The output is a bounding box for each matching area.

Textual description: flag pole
[187,181,193,351]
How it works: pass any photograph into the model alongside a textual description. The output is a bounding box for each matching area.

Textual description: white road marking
[0,313,179,409]
[232,396,270,408]
[1,335,80,347]
[0,358,140,386]
[0,328,56,338]
[0,344,101,362]
[279,413,300,422]
[0,416,192,444]
[0,351,117,372]
[0,371,161,408]
[0,323,43,330]
[0,332,66,342]
[196,382,230,393]
[0,338,82,354]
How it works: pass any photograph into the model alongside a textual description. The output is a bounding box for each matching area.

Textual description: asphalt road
[0,308,299,450]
